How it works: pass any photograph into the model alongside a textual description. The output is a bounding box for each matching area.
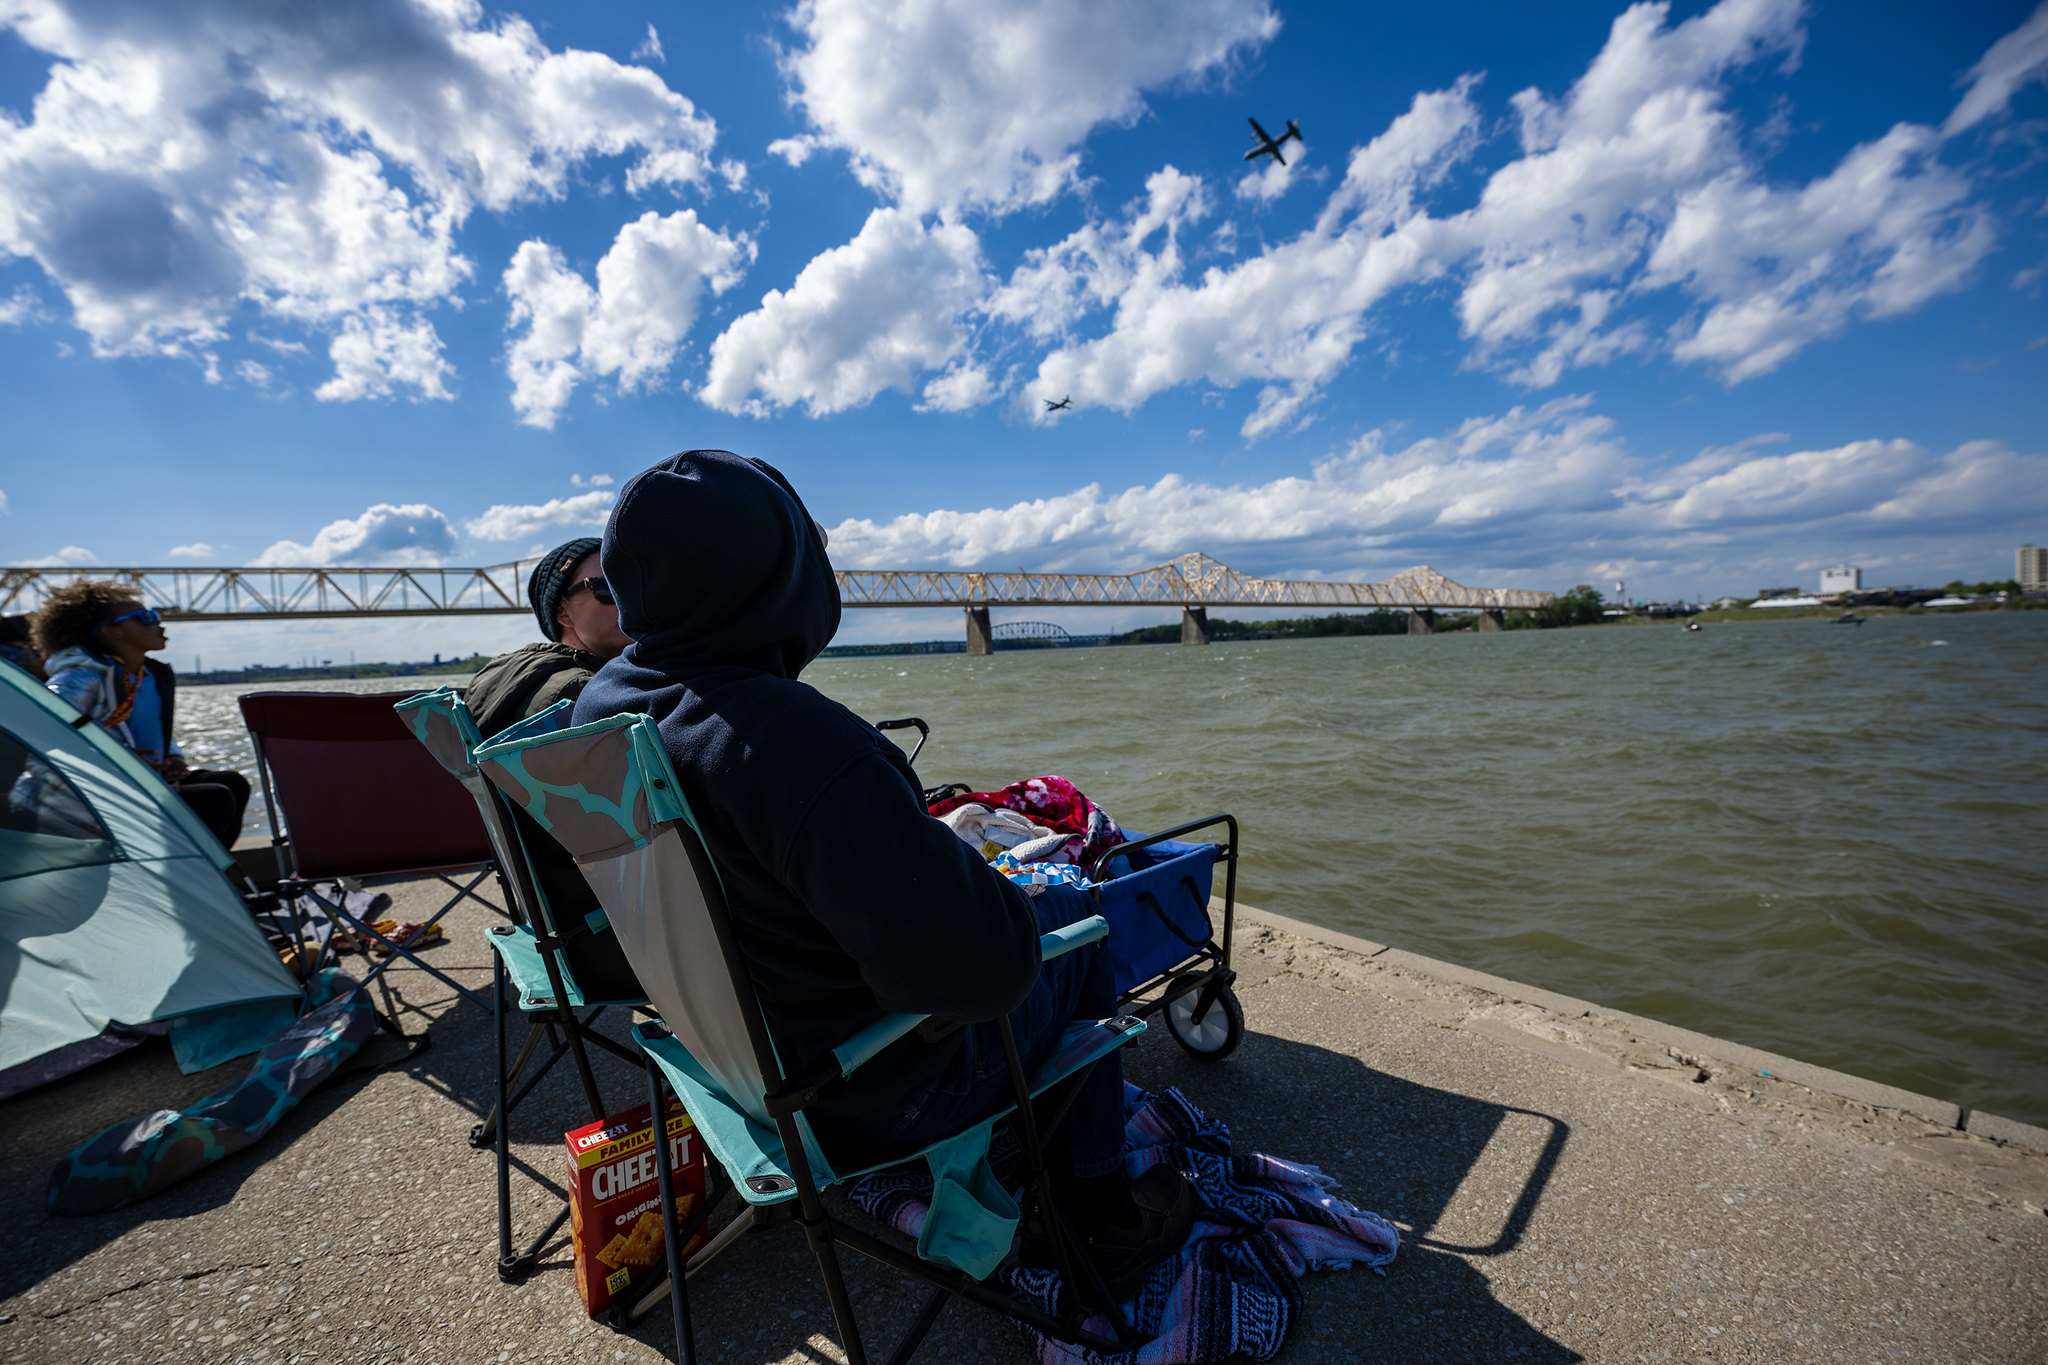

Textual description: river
[178,610,2048,1128]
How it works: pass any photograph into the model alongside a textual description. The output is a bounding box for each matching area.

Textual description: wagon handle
[1088,813,1239,886]
[871,716,930,766]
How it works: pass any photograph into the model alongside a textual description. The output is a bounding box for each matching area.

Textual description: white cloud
[316,308,454,403]
[702,209,987,415]
[823,396,2048,590]
[462,490,616,543]
[633,23,666,66]
[166,542,216,559]
[570,473,614,488]
[1235,147,1307,204]
[0,285,49,327]
[0,0,735,397]
[992,0,2002,435]
[1945,1,2048,135]
[775,0,1278,217]
[916,363,998,413]
[252,503,456,566]
[235,359,272,389]
[21,545,99,567]
[503,210,753,427]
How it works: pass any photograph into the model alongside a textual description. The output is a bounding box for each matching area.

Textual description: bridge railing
[0,552,1551,620]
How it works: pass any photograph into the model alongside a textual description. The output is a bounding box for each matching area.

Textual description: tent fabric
[0,665,300,1075]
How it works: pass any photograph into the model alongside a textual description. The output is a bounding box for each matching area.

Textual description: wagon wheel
[1164,973,1244,1061]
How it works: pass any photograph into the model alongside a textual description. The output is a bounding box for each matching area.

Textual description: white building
[1820,564,1861,594]
[2020,545,2048,592]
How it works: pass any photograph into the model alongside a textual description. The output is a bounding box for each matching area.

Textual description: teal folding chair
[395,688,658,1289]
[474,706,1155,1363]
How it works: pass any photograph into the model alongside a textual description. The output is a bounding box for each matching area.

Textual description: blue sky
[2,0,2044,666]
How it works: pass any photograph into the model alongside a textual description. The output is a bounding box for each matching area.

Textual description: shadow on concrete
[1129,1026,1581,1363]
[2,997,1578,1364]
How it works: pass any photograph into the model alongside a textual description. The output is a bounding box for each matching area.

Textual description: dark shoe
[1083,1165,1194,1299]
[1016,1166,1195,1300]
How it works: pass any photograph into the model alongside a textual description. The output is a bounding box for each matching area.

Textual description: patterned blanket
[848,1084,1400,1364]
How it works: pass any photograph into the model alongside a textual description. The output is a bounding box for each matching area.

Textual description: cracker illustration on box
[564,1098,706,1316]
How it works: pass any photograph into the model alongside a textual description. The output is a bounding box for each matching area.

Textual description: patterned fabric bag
[46,969,375,1216]
[850,1083,1400,1364]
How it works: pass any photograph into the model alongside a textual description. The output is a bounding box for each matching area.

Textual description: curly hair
[31,580,145,657]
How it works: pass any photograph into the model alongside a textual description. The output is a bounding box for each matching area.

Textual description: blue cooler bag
[1093,837,1220,996]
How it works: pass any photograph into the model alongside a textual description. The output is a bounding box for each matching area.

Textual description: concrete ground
[2,880,2042,1365]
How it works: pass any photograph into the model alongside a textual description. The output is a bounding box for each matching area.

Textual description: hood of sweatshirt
[602,450,840,678]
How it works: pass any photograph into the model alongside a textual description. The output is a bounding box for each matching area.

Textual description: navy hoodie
[574,451,1043,1118]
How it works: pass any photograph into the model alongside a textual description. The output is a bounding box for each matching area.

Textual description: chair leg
[494,956,515,1274]
[646,1056,697,1365]
[776,1115,868,1365]
[884,1286,949,1365]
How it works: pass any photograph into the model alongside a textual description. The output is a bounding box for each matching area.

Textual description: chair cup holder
[916,1158,1020,1281]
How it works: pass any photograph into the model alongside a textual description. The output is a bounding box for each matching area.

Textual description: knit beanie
[527,537,602,642]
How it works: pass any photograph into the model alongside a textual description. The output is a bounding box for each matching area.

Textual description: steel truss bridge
[0,552,1551,623]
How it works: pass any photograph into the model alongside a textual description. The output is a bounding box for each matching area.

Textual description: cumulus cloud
[570,473,614,488]
[462,490,616,543]
[835,0,2016,435]
[166,542,216,559]
[824,397,2047,588]
[252,503,456,566]
[0,0,736,397]
[21,545,98,567]
[775,0,1278,216]
[702,209,987,415]
[503,210,753,427]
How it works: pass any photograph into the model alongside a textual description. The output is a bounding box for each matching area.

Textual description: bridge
[0,552,1551,652]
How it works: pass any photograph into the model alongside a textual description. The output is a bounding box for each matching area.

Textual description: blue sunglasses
[98,606,162,632]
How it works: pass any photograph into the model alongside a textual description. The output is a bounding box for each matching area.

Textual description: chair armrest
[1040,914,1108,959]
[832,1012,930,1078]
[827,915,1110,1079]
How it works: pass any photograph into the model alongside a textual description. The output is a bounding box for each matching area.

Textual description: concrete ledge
[1968,1109,2048,1153]
[1227,898,1978,1136]
[230,835,281,889]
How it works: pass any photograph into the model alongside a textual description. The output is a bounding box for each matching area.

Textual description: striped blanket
[847,1083,1400,1364]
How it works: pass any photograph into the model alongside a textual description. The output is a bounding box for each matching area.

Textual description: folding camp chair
[239,691,506,1013]
[395,687,657,1286]
[475,704,1155,1363]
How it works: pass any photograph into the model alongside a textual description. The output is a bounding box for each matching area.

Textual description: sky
[1,0,2045,667]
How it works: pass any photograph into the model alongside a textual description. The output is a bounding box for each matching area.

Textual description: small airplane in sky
[1044,395,1072,412]
[1244,117,1301,166]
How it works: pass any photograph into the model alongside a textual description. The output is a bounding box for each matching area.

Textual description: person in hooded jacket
[574,451,1192,1295]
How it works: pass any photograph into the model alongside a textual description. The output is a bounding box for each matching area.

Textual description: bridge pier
[1408,608,1436,635]
[965,606,994,655]
[1180,605,1210,645]
[1476,608,1505,632]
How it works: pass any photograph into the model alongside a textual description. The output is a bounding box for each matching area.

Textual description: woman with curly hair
[33,581,249,849]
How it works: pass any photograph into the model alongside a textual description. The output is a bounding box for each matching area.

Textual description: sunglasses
[98,606,162,632]
[564,576,614,607]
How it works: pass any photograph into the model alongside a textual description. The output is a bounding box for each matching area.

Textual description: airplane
[1044,395,1072,412]
[1244,116,1301,166]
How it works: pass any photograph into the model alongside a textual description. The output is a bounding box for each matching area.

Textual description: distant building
[1755,586,1801,600]
[1820,564,1861,594]
[2020,545,2048,592]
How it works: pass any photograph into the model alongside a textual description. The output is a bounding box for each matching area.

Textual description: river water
[179,611,2048,1127]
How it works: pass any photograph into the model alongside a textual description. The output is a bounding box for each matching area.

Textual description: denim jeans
[826,884,1125,1178]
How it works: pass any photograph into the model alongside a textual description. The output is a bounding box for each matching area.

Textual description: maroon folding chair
[240,690,506,1013]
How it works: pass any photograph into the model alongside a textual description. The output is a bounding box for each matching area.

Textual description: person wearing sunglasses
[464,536,631,742]
[31,580,250,849]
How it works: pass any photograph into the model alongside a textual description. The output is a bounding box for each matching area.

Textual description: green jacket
[464,642,602,742]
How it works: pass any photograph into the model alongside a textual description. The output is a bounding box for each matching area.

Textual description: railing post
[965,606,994,655]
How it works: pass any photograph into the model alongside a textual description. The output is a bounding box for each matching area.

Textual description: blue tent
[0,662,300,1078]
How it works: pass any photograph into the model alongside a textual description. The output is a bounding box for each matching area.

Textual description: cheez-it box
[564,1096,707,1317]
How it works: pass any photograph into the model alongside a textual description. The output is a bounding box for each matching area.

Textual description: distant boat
[1684,620,1702,632]
[1831,612,1864,625]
